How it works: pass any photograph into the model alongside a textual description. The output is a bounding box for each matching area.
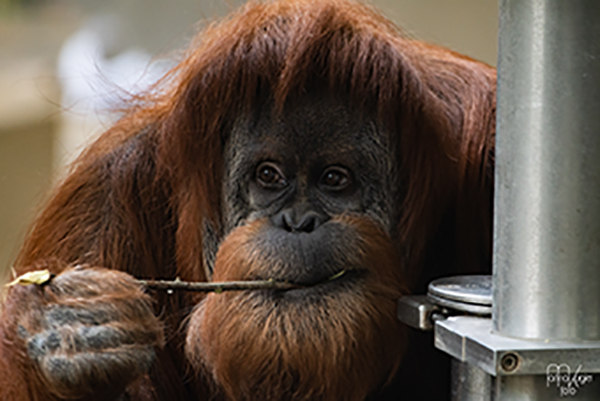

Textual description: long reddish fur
[0,0,496,399]
[188,216,407,400]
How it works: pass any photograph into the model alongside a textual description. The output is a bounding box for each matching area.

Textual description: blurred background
[0,0,498,283]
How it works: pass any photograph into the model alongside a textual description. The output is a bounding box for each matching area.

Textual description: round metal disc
[428,275,492,307]
[426,293,491,316]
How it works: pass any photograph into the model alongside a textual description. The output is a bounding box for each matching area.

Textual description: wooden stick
[6,269,342,294]
[139,278,303,293]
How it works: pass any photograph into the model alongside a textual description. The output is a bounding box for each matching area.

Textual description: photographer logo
[546,363,593,397]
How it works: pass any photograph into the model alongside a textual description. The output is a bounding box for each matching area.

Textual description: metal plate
[435,315,600,376]
[428,275,492,310]
[427,293,491,316]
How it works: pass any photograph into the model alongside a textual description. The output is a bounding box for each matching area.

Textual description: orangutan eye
[256,162,286,189]
[320,166,351,191]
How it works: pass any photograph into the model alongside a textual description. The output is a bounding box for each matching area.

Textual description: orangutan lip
[283,269,361,292]
[326,269,347,281]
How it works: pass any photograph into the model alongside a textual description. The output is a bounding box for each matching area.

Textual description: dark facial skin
[207,96,401,285]
[190,96,408,401]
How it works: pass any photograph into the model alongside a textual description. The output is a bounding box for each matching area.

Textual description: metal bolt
[500,352,520,373]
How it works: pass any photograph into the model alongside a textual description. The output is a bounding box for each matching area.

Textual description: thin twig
[6,269,335,294]
[139,278,303,293]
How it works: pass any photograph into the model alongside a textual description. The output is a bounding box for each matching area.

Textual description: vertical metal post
[494,0,600,398]
[495,0,600,342]
[451,360,492,401]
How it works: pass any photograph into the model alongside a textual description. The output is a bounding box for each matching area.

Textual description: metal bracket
[435,315,600,376]
[397,275,491,331]
[396,295,443,331]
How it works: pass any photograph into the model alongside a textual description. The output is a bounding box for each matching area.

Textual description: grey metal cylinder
[451,360,492,401]
[493,0,600,341]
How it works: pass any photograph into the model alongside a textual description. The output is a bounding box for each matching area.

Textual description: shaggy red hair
[15,0,495,284]
[188,216,407,400]
[1,0,495,399]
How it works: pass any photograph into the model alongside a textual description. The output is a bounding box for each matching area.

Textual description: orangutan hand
[10,266,163,400]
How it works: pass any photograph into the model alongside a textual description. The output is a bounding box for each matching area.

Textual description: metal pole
[494,0,600,398]
[451,360,492,401]
[494,0,600,342]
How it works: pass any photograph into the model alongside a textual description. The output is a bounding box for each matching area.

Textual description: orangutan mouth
[280,269,364,295]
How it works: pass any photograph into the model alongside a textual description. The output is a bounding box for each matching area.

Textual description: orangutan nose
[274,209,325,233]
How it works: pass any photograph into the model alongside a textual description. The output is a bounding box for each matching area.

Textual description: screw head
[500,352,520,373]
